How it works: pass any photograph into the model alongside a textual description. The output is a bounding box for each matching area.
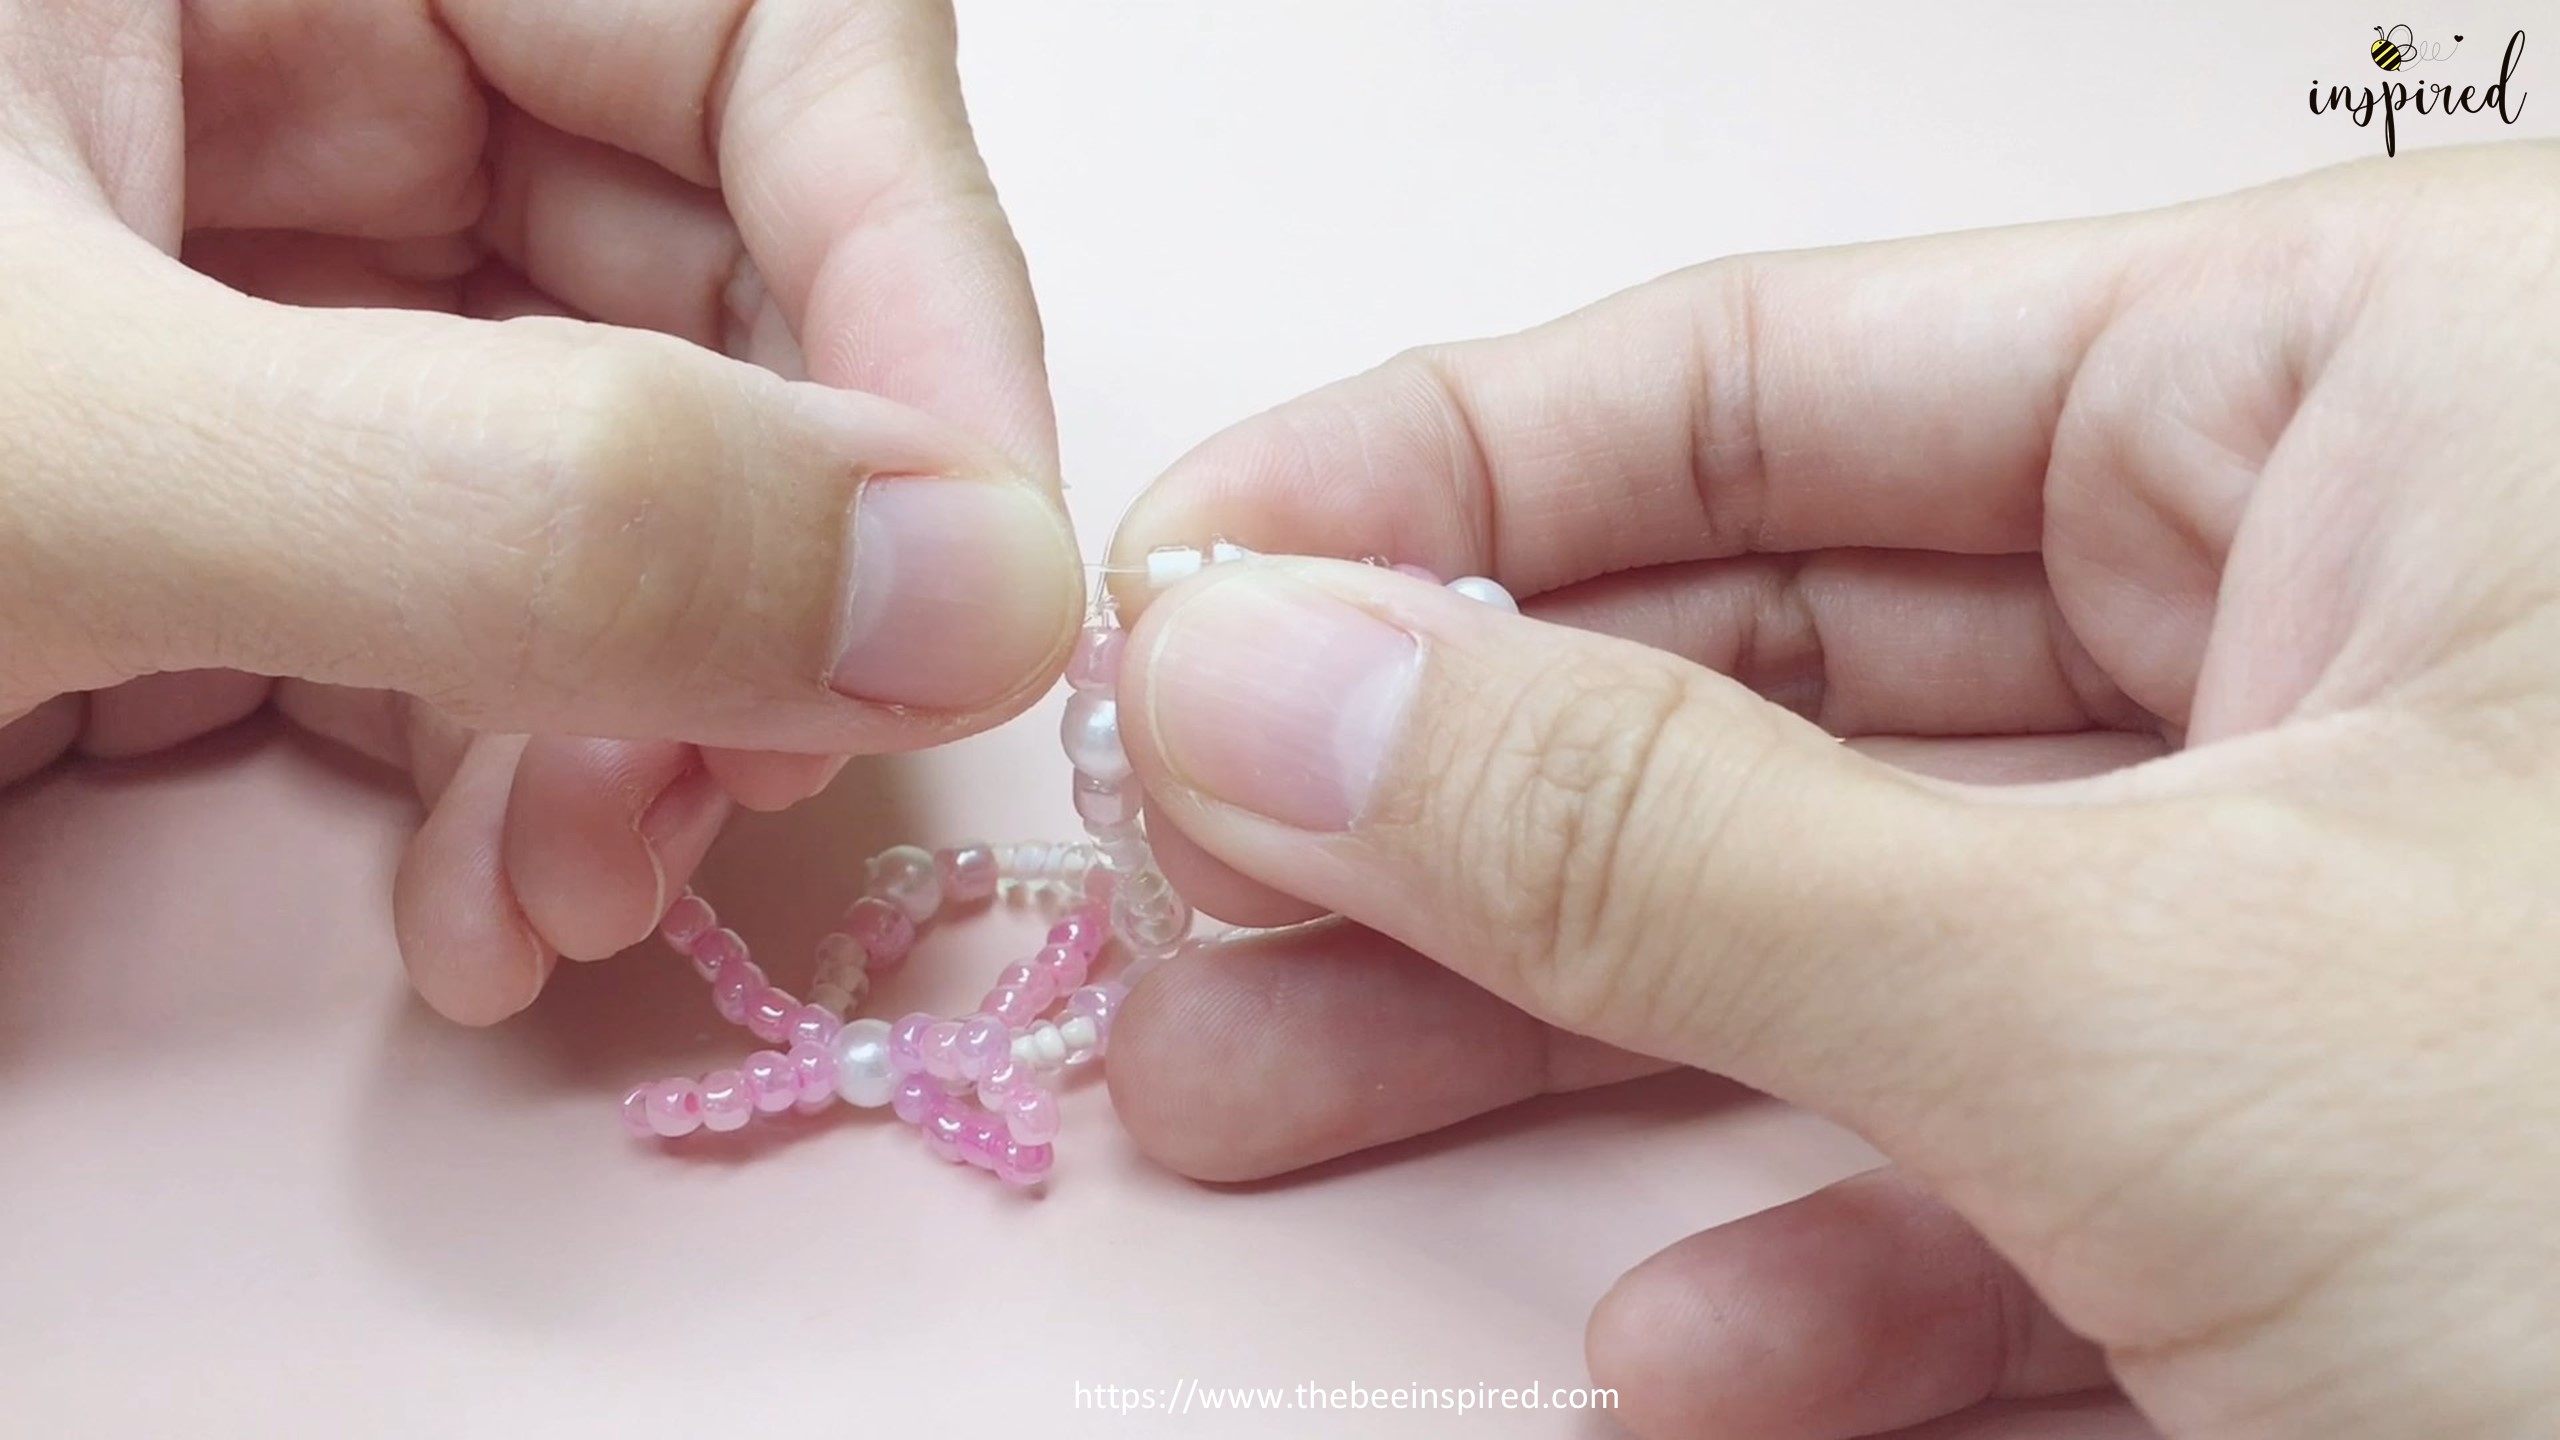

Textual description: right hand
[1106,144,2560,1438]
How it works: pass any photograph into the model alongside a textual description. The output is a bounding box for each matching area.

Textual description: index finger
[440,0,1056,471]
[1110,214,2183,592]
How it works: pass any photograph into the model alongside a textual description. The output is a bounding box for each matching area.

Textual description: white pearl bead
[832,1018,900,1108]
[869,844,942,923]
[1447,575,1519,613]
[1145,545,1204,588]
[1060,691,1132,785]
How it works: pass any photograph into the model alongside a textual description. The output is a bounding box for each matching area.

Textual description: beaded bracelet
[618,545,1518,1188]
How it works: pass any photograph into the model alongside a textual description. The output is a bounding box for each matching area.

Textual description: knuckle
[1441,654,1707,1035]
[464,331,742,712]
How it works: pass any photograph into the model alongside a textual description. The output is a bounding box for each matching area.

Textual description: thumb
[0,275,1080,746]
[1116,557,2136,1125]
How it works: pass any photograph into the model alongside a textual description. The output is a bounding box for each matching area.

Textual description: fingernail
[636,765,729,933]
[832,477,1077,709]
[1141,571,1418,831]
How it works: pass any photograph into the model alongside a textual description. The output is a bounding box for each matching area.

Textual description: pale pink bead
[841,897,915,972]
[699,1069,753,1133]
[689,925,749,982]
[977,1057,1030,1109]
[786,1004,840,1050]
[985,985,1041,1028]
[1049,909,1108,964]
[618,1083,655,1138]
[1066,981,1128,1050]
[643,1079,702,1138]
[787,1041,838,1105]
[1393,562,1443,584]
[1074,773,1142,829]
[921,1020,964,1081]
[888,1012,936,1074]
[921,1102,968,1163]
[658,893,716,955]
[891,1074,937,1125]
[937,843,1000,905]
[953,1015,1009,1081]
[1003,1085,1061,1145]
[1066,623,1126,692]
[992,962,1057,1013]
[997,1138,1054,1187]
[1030,942,1090,995]
[957,1109,1006,1170]
[743,1051,799,1114]
[747,989,796,1045]
[712,959,766,1025]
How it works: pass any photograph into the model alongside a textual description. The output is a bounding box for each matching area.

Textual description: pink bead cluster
[614,547,1520,1188]
[617,594,1171,1190]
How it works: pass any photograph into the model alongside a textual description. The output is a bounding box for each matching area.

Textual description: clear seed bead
[1075,773,1142,829]
[1066,622,1126,693]
[1446,575,1520,612]
[1060,690,1132,785]
[937,843,999,904]
[869,844,942,923]
[1093,822,1150,872]
[1113,876,1192,952]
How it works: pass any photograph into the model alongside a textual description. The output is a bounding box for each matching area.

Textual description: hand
[0,0,1080,1022]
[1104,143,2560,1439]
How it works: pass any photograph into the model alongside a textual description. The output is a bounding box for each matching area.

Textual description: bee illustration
[2371,24,2414,71]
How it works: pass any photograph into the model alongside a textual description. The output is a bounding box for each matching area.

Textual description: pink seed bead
[985,985,1041,1028]
[787,1040,838,1105]
[953,1015,1009,1081]
[921,1020,964,1081]
[690,925,749,982]
[1393,562,1444,584]
[1066,623,1126,692]
[957,1110,1007,1170]
[841,897,916,972]
[997,1138,1054,1187]
[922,1102,968,1163]
[712,959,766,1025]
[1003,1085,1061,1145]
[658,893,716,955]
[937,844,1000,905]
[977,1057,1029,1109]
[787,1004,841,1050]
[888,1012,936,1074]
[1030,942,1090,994]
[618,1083,655,1138]
[643,1079,702,1138]
[891,1074,937,1125]
[991,962,1057,1013]
[747,989,796,1045]
[743,1051,799,1113]
[1066,981,1129,1050]
[1050,908,1109,966]
[699,1069,753,1133]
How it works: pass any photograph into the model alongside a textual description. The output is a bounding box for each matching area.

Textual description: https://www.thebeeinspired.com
[1074,1379,1618,1418]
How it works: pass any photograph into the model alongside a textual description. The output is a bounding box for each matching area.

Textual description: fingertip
[395,734,552,1025]
[701,749,845,812]
[505,738,715,962]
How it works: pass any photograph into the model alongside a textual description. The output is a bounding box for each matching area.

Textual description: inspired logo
[2311,26,2528,154]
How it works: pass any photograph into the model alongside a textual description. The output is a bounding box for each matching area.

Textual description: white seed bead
[1060,691,1132,786]
[1446,575,1519,612]
[1208,540,1255,565]
[832,1018,900,1108]
[1146,545,1205,588]
[1059,1014,1100,1064]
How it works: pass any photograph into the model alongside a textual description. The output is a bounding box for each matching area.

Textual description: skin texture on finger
[74,669,272,758]
[1110,214,2184,595]
[180,230,482,310]
[1589,1167,2109,1440]
[1109,922,1665,1183]
[700,749,843,812]
[436,0,1057,469]
[1531,552,2155,738]
[0,274,1078,742]
[392,732,549,1024]
[501,738,729,963]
